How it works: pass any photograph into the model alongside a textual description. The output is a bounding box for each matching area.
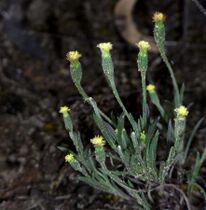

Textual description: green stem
[76,84,113,125]
[160,50,180,107]
[112,84,129,119]
[141,71,147,127]
[110,81,138,135]
[154,23,180,107]
[100,52,139,135]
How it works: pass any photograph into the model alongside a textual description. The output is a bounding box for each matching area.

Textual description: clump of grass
[59,12,206,209]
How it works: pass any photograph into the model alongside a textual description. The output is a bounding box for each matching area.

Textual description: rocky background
[0,0,206,209]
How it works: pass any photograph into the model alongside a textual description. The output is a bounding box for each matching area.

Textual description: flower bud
[174,106,188,156]
[137,41,151,54]
[59,106,70,117]
[97,42,114,83]
[140,131,146,143]
[59,106,73,131]
[91,135,105,148]
[65,153,74,163]
[153,12,166,24]
[153,12,180,107]
[153,12,166,54]
[97,42,113,57]
[65,153,84,173]
[66,51,81,63]
[137,40,150,72]
[146,84,155,93]
[66,51,82,85]
[175,105,189,119]
[147,85,164,117]
[91,136,106,165]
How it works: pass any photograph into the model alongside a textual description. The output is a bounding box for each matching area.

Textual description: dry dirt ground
[0,0,206,209]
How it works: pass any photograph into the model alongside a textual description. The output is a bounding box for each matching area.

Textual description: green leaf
[148,91,165,117]
[69,131,84,155]
[180,83,185,104]
[167,120,174,144]
[78,176,111,193]
[188,182,206,199]
[93,114,116,150]
[149,131,159,171]
[183,118,204,164]
[57,145,69,153]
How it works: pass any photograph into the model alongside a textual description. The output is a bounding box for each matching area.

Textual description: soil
[0,0,206,209]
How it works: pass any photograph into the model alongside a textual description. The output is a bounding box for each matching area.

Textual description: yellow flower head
[59,106,70,115]
[175,105,189,118]
[91,135,105,147]
[65,153,74,163]
[66,51,81,63]
[97,42,113,53]
[147,84,155,92]
[153,12,166,24]
[137,41,151,52]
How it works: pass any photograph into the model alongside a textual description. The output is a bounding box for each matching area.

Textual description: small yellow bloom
[137,41,151,52]
[65,153,74,163]
[66,51,81,63]
[153,12,166,23]
[147,84,155,92]
[97,42,113,53]
[175,105,189,118]
[91,135,105,147]
[59,106,70,115]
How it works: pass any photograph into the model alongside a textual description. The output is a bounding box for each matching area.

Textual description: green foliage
[188,148,206,198]
[59,12,206,209]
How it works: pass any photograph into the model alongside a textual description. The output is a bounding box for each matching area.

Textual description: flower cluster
[91,135,105,147]
[59,106,70,117]
[146,84,155,92]
[175,105,189,118]
[97,42,113,53]
[153,12,166,24]
[65,153,74,163]
[137,41,151,53]
[66,51,81,63]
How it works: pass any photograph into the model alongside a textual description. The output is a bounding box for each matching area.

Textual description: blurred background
[0,0,206,209]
